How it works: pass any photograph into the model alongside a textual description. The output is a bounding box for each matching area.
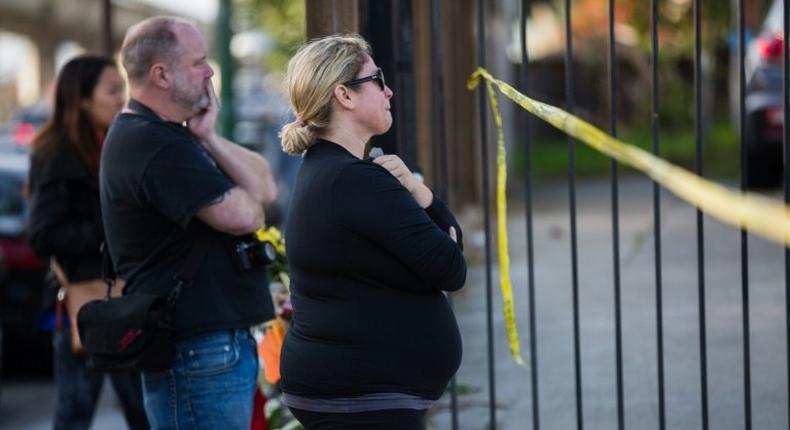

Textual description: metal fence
[432,0,790,429]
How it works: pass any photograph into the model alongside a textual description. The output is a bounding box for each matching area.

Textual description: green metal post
[217,0,235,140]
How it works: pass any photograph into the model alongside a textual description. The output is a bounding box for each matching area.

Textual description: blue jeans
[53,327,148,430]
[141,329,258,430]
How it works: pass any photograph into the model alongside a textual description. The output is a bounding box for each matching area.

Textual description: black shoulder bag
[77,231,212,373]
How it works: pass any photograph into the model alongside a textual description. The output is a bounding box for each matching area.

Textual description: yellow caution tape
[485,79,527,366]
[468,67,790,366]
[468,67,790,249]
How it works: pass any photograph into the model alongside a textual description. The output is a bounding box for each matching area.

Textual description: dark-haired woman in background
[27,55,148,430]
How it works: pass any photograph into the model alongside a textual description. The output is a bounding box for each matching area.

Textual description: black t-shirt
[281,140,467,401]
[100,99,273,340]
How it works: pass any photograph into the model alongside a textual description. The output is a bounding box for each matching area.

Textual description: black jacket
[28,143,103,282]
[281,140,467,401]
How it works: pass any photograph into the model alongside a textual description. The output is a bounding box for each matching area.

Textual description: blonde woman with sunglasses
[279,34,467,430]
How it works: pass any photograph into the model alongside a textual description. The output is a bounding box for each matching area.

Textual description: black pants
[289,407,427,430]
[53,327,149,430]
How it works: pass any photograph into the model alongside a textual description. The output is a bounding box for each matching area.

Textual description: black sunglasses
[344,68,386,91]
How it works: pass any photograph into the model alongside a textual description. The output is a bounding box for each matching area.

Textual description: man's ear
[149,64,170,89]
[333,84,355,110]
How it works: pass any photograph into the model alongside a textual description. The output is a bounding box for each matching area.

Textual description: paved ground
[1,177,787,429]
[429,176,789,430]
[0,378,125,429]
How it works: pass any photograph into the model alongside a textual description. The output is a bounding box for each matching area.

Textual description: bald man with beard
[100,16,277,430]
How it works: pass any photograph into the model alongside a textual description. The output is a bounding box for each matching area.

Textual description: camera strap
[167,227,213,306]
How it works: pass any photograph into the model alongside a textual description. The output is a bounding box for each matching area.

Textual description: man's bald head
[121,16,196,86]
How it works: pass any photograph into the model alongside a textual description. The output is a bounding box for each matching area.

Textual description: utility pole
[102,0,113,56]
[305,0,362,38]
[217,0,236,140]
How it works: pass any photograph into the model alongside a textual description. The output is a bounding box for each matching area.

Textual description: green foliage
[618,0,732,50]
[264,397,303,430]
[235,0,306,73]
[619,0,733,130]
[513,118,739,179]
[454,383,475,395]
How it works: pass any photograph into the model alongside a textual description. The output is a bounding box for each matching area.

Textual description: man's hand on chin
[188,81,219,142]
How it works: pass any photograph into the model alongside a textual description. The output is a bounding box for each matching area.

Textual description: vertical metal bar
[784,0,790,422]
[431,0,449,202]
[330,0,337,33]
[102,0,113,57]
[693,1,709,429]
[650,1,666,429]
[430,1,440,188]
[391,0,418,169]
[429,1,457,429]
[520,1,540,429]
[608,1,624,428]
[737,0,752,428]
[564,1,583,429]
[217,0,236,140]
[477,0,497,429]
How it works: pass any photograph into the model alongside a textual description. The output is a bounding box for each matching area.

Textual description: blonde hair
[281,34,371,155]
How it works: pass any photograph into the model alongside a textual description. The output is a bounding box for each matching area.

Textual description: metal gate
[430,0,790,429]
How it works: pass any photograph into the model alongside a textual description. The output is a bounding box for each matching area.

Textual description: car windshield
[0,169,27,237]
[0,173,25,217]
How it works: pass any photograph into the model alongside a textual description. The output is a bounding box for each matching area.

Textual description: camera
[234,235,277,271]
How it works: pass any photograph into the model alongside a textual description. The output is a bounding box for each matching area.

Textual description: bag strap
[100,226,214,305]
[167,227,213,306]
[100,242,117,299]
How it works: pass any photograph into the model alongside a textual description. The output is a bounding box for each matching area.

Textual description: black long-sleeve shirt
[28,144,103,282]
[281,140,467,401]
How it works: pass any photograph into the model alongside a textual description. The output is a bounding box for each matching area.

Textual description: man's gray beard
[172,78,209,114]
[193,93,210,111]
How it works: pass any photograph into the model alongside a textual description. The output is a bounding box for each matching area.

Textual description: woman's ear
[333,84,355,110]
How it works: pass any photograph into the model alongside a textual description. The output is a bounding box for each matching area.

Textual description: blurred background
[0,0,782,228]
[0,0,785,428]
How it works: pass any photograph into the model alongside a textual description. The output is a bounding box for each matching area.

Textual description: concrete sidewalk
[0,378,127,429]
[429,177,788,430]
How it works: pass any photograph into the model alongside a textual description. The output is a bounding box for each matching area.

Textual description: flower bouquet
[252,226,301,430]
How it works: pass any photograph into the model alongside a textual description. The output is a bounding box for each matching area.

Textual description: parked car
[744,0,785,187]
[0,102,49,155]
[0,146,52,378]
